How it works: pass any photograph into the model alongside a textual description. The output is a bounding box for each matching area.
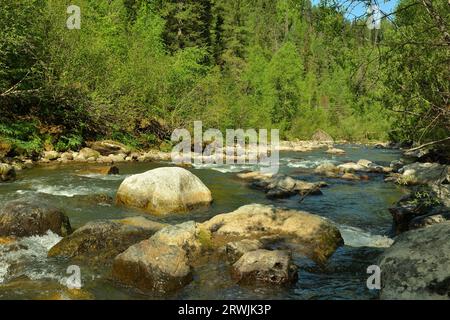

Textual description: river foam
[285,158,339,169]
[18,185,112,198]
[0,231,63,284]
[339,225,393,248]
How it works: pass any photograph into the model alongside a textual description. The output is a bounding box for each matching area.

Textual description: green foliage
[0,0,445,152]
[0,121,42,155]
[54,134,83,152]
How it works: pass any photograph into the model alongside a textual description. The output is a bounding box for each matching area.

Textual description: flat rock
[48,217,167,262]
[201,204,343,263]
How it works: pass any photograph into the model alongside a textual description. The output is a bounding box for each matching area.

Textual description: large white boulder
[115,167,212,215]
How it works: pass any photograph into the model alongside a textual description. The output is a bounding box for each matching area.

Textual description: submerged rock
[0,163,15,182]
[201,204,343,263]
[326,147,345,155]
[48,217,167,262]
[77,166,119,175]
[116,167,212,215]
[378,221,450,300]
[0,198,72,237]
[231,249,298,285]
[112,238,193,294]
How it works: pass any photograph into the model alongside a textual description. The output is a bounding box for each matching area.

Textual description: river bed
[0,144,408,300]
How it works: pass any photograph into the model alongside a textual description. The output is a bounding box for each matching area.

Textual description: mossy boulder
[48,217,167,263]
[0,198,72,237]
[201,204,343,263]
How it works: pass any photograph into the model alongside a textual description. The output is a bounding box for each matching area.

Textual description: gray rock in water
[239,172,324,199]
[48,217,167,263]
[112,237,193,294]
[400,162,449,185]
[379,221,450,300]
[0,198,72,237]
[231,249,298,285]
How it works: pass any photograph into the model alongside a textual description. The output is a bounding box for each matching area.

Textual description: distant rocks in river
[115,167,212,215]
[378,221,450,300]
[48,217,167,263]
[0,163,15,182]
[326,147,345,155]
[313,160,391,180]
[237,171,326,199]
[0,198,72,237]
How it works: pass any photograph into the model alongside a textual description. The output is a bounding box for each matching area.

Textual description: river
[0,144,408,300]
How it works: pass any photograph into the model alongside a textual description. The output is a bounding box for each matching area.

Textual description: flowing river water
[0,144,408,300]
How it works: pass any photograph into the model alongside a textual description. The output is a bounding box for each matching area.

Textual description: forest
[0,0,448,155]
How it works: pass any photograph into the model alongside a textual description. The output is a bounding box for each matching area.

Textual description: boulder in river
[237,172,325,199]
[399,162,448,185]
[0,163,16,182]
[378,221,450,299]
[115,167,212,215]
[112,237,193,294]
[201,204,343,263]
[149,221,205,259]
[43,151,60,161]
[48,217,167,263]
[76,148,100,161]
[224,239,264,263]
[389,188,449,235]
[0,198,72,237]
[88,140,131,156]
[314,163,340,178]
[231,249,298,285]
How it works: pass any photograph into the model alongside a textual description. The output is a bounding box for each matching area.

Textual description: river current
[0,144,407,300]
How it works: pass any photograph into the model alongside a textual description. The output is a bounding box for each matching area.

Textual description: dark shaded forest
[0,0,448,155]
